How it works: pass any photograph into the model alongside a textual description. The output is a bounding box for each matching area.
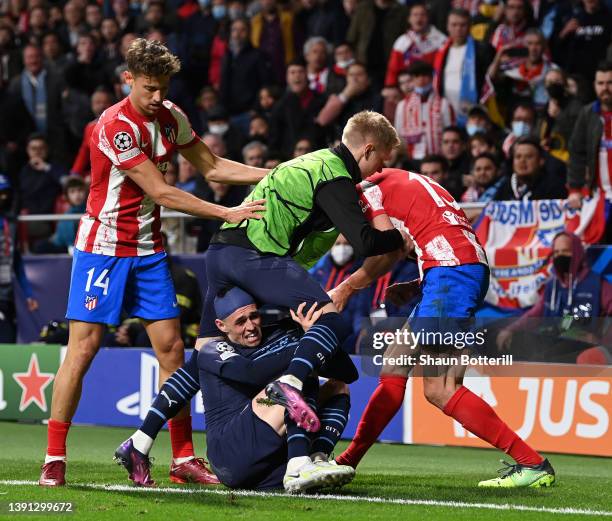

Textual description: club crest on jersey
[113,131,133,151]
[84,295,98,311]
[164,124,176,143]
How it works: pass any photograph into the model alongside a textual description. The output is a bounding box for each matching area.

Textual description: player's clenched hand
[386,279,421,307]
[222,199,266,223]
[290,302,323,332]
[328,281,353,312]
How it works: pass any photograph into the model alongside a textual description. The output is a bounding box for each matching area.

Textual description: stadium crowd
[0,0,610,352]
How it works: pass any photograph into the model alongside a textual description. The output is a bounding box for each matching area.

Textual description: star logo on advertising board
[13,354,55,412]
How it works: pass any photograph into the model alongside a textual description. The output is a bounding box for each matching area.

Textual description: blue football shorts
[65,248,179,325]
[409,263,490,342]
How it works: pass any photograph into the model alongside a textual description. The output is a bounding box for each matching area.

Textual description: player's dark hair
[126,37,180,78]
[421,154,449,172]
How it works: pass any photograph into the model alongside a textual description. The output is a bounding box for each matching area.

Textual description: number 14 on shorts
[85,268,110,296]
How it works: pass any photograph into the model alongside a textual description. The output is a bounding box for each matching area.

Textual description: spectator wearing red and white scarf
[304,36,330,94]
[394,61,455,161]
[385,3,447,87]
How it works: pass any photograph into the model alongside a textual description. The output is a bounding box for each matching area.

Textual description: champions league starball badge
[113,131,133,151]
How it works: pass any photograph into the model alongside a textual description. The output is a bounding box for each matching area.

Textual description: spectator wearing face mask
[496,231,612,364]
[309,234,364,352]
[393,61,455,165]
[326,42,356,94]
[206,105,246,161]
[501,101,536,157]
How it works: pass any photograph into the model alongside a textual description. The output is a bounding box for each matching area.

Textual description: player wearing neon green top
[197,112,406,468]
[220,147,359,269]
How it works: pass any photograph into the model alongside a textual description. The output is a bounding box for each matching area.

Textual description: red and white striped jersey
[75,97,199,256]
[357,168,488,277]
[385,27,447,87]
[597,111,612,202]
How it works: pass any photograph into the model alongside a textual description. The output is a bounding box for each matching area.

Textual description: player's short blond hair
[342,111,400,152]
[126,38,181,78]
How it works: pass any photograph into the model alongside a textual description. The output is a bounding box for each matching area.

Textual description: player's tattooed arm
[125,158,265,222]
[179,140,269,185]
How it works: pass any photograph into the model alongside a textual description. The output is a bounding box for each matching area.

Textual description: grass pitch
[0,422,610,520]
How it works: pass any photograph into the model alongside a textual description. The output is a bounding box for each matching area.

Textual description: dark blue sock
[311,393,350,456]
[140,349,199,439]
[286,377,319,460]
[286,313,349,384]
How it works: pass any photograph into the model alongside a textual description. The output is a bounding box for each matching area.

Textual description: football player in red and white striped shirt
[40,39,268,488]
[331,168,554,487]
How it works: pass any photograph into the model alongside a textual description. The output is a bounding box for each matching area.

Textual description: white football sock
[173,456,195,465]
[44,454,66,464]
[279,374,303,391]
[130,430,153,455]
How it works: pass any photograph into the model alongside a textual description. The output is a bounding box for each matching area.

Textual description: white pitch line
[1,480,611,517]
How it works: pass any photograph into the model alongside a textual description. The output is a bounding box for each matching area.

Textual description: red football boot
[39,460,66,486]
[169,458,221,485]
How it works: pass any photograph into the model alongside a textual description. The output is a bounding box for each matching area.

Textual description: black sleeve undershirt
[315,178,403,258]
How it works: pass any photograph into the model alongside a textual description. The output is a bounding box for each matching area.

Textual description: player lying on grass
[39,38,268,488]
[116,287,357,492]
[197,111,407,433]
[330,168,556,488]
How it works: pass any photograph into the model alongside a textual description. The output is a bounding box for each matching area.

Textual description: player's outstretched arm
[126,158,265,222]
[330,214,410,311]
[179,140,269,185]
